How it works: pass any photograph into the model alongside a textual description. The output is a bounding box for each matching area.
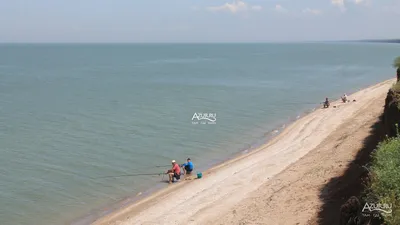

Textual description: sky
[0,0,399,43]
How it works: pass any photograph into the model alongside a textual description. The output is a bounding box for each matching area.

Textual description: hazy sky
[0,0,399,42]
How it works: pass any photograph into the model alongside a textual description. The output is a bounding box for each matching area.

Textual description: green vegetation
[394,56,400,69]
[391,82,400,92]
[365,134,400,224]
[361,57,400,224]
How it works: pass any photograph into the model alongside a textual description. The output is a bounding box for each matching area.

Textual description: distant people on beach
[341,94,348,103]
[323,98,330,108]
[166,160,181,184]
[181,158,194,175]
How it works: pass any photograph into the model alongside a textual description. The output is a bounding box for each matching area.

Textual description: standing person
[166,160,180,184]
[181,158,194,175]
[323,98,330,108]
[341,94,348,103]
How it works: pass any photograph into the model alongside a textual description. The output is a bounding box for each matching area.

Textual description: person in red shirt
[166,160,181,184]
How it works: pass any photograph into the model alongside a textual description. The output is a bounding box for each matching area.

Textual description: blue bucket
[197,172,202,179]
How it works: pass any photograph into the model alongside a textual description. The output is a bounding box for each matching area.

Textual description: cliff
[383,85,400,137]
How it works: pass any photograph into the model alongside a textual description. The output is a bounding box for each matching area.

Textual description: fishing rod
[134,165,171,170]
[95,164,173,179]
[267,101,337,106]
[272,102,319,106]
[123,165,171,174]
[96,172,165,179]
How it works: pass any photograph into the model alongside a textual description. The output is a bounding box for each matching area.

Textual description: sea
[0,43,399,225]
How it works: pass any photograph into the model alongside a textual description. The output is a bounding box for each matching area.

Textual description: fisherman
[341,94,348,103]
[166,160,181,184]
[323,98,330,108]
[181,158,194,175]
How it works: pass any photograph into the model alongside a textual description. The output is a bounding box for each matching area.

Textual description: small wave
[284,65,373,73]
[264,128,281,137]
[137,58,218,66]
[0,65,13,68]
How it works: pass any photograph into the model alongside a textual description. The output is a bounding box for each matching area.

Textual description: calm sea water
[0,43,399,225]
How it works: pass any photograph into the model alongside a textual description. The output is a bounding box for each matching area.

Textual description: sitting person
[341,94,348,103]
[166,160,180,184]
[323,98,330,108]
[181,158,194,175]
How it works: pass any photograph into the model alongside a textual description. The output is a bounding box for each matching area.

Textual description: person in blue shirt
[181,158,194,175]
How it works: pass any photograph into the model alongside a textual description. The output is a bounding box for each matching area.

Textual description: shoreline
[73,97,324,225]
[90,78,395,225]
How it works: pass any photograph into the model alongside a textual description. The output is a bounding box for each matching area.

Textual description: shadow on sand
[315,114,385,225]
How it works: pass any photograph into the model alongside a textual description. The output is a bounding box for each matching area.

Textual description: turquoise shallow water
[0,43,399,225]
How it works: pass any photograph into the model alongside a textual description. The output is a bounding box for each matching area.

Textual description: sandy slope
[93,79,394,225]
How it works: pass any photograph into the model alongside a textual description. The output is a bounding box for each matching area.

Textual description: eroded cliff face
[383,88,400,137]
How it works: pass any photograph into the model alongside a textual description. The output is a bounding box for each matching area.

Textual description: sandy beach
[92,79,395,225]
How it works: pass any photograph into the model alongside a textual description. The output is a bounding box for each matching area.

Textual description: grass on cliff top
[365,135,400,224]
[391,82,400,93]
[394,56,400,68]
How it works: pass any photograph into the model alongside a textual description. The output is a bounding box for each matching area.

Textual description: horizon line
[0,39,398,45]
